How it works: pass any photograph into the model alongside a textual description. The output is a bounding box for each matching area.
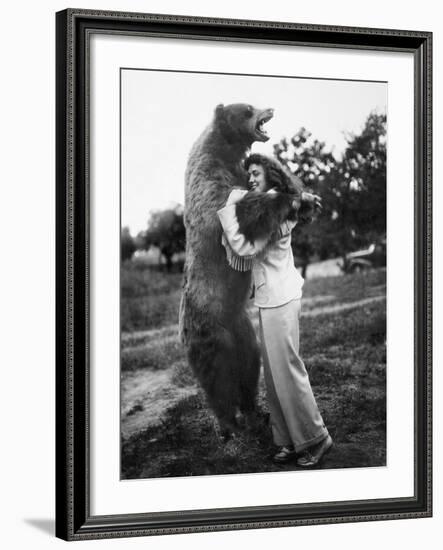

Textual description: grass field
[121,259,386,479]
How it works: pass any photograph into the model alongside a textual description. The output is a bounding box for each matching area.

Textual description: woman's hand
[301,192,322,212]
[291,198,300,210]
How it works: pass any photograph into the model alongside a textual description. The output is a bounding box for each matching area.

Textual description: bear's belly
[186,258,251,317]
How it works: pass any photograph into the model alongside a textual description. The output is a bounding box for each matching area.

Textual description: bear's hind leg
[188,326,242,440]
[235,315,261,429]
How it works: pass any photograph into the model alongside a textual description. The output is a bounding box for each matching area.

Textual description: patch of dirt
[304,295,385,317]
[302,294,336,307]
[121,368,198,440]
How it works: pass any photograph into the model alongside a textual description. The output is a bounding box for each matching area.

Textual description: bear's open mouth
[255,110,274,140]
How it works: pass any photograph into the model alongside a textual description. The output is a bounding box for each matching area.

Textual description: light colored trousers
[259,299,329,452]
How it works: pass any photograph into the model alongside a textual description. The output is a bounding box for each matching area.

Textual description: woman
[217,153,332,467]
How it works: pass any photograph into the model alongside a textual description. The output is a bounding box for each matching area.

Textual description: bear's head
[214,103,274,147]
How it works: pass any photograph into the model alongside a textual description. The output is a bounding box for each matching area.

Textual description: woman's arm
[217,190,298,258]
[301,191,322,211]
[217,202,269,257]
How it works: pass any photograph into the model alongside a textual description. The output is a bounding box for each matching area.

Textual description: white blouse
[217,189,304,308]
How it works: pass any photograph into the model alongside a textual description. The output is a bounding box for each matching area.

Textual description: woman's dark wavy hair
[244,153,303,198]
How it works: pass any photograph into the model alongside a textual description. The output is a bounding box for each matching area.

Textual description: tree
[340,112,387,238]
[274,128,337,276]
[320,111,387,264]
[143,204,185,271]
[121,226,136,262]
[274,112,387,272]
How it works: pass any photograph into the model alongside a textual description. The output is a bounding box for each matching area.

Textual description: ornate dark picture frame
[55,8,432,541]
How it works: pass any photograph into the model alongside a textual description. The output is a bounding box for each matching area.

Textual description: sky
[121,69,386,235]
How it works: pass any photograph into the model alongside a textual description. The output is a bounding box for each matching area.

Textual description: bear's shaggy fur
[236,190,298,243]
[179,103,298,437]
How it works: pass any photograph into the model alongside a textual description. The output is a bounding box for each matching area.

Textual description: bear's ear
[215,104,225,120]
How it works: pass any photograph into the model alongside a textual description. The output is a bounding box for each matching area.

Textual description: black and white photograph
[1,0,438,546]
[120,69,387,480]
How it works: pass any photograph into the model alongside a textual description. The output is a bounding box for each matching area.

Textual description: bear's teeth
[258,121,267,133]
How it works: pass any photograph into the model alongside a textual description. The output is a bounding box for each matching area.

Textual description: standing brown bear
[180,103,300,438]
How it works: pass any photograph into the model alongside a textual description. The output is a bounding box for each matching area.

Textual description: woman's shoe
[273,445,297,464]
[296,435,333,467]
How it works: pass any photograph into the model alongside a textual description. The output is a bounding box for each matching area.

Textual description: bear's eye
[245,105,253,118]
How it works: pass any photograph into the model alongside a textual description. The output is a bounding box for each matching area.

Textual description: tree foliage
[274,127,338,275]
[142,205,185,271]
[274,112,386,273]
[121,226,137,262]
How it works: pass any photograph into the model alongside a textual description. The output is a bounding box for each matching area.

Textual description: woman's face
[247,163,267,192]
